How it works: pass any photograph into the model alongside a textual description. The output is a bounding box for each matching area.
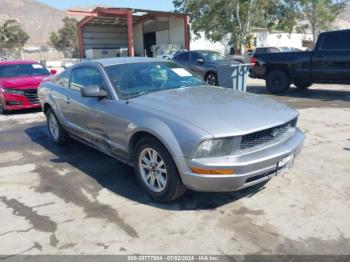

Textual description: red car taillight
[250,56,258,67]
[250,57,257,67]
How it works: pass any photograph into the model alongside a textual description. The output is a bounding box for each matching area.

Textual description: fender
[43,92,65,123]
[126,117,184,158]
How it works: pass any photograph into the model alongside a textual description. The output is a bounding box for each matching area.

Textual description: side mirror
[81,85,107,98]
[50,69,57,75]
[196,58,205,64]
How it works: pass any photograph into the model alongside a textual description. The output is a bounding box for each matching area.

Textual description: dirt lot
[0,79,350,255]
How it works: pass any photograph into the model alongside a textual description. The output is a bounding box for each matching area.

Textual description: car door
[189,52,206,78]
[311,31,350,83]
[49,69,71,120]
[61,65,117,152]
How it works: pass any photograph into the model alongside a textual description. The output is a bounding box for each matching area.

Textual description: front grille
[240,119,297,151]
[23,89,39,104]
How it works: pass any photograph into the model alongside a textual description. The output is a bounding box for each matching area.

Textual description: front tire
[47,108,69,145]
[0,98,7,114]
[266,70,290,94]
[134,137,187,202]
[205,72,218,86]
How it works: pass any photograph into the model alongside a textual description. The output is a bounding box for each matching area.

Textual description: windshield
[105,61,203,99]
[0,63,50,78]
[200,52,225,61]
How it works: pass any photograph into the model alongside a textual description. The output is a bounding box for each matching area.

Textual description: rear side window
[268,48,280,53]
[321,32,350,50]
[174,52,189,61]
[70,67,104,91]
[255,48,280,54]
[254,48,267,54]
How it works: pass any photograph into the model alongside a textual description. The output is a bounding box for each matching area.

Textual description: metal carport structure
[67,7,190,58]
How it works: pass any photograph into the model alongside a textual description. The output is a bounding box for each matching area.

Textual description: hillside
[0,0,349,47]
[0,0,65,45]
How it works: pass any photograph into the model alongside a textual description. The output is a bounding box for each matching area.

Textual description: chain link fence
[0,48,76,62]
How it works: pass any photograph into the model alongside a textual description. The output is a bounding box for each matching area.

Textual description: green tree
[174,0,294,54]
[0,19,29,49]
[298,0,348,46]
[49,17,79,57]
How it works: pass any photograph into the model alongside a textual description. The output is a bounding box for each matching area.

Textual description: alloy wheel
[206,73,217,86]
[272,77,282,90]
[138,148,168,193]
[49,113,60,141]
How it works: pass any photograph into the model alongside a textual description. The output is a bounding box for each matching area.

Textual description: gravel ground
[0,79,349,255]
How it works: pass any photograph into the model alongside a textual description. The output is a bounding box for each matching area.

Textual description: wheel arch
[43,103,52,115]
[128,124,183,161]
[204,70,218,80]
[265,64,291,79]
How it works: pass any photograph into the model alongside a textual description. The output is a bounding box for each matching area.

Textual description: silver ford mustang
[38,57,304,202]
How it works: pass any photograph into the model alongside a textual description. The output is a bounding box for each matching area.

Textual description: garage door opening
[143,32,156,57]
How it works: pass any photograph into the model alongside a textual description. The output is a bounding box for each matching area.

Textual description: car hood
[0,75,49,89]
[130,86,298,137]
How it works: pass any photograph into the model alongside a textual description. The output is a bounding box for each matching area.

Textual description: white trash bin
[218,63,252,91]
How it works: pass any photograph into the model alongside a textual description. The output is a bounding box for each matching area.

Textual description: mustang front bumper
[176,129,304,192]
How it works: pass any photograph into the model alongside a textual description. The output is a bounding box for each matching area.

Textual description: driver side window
[70,67,105,91]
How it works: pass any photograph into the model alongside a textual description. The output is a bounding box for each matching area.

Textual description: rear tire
[294,82,312,90]
[47,108,69,145]
[266,70,290,94]
[134,137,187,202]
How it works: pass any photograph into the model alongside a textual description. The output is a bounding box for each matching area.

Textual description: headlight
[4,89,25,95]
[194,138,233,158]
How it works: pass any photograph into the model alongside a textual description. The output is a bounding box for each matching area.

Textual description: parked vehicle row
[249,29,350,94]
[38,57,304,202]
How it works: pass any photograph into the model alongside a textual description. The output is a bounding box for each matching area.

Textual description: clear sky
[37,0,175,11]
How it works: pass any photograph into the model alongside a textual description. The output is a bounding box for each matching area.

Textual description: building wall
[190,32,228,54]
[133,16,186,56]
[82,25,128,50]
[156,30,170,45]
[255,32,313,49]
[133,23,144,56]
[190,31,313,54]
[168,17,185,48]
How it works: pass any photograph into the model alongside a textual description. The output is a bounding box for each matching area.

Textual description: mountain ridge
[0,0,349,47]
[0,0,65,45]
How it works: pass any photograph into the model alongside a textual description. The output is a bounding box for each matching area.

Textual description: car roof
[94,57,167,67]
[0,60,39,65]
[322,29,350,34]
[256,47,279,49]
[190,50,220,53]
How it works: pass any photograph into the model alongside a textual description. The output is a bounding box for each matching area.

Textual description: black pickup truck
[250,29,350,94]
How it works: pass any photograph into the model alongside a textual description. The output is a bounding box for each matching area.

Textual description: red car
[0,60,56,113]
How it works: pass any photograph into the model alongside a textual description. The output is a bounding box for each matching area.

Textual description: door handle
[64,97,70,104]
